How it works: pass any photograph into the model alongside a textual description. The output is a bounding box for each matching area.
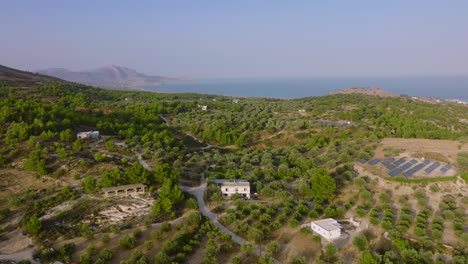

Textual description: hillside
[329,86,398,97]
[0,65,466,264]
[0,64,64,87]
[38,65,187,90]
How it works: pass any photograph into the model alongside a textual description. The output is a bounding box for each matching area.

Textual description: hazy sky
[1,0,468,78]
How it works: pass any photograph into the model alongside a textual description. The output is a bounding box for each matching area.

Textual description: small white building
[77,131,100,139]
[310,218,342,240]
[214,179,250,199]
[198,105,208,111]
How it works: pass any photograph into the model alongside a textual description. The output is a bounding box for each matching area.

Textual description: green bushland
[384,176,457,183]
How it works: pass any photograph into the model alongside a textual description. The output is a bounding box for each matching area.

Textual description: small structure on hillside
[77,131,100,139]
[310,218,342,240]
[213,179,250,199]
[198,105,208,111]
[102,184,146,198]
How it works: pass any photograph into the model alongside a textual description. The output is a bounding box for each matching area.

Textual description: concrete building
[213,179,250,199]
[102,184,146,198]
[198,104,208,111]
[310,218,342,240]
[77,131,100,139]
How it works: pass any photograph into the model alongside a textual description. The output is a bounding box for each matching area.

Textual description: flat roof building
[213,179,250,199]
[310,218,342,240]
[77,131,100,139]
[102,184,146,198]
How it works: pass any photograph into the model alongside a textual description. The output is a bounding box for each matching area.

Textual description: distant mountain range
[37,65,188,90]
[0,64,65,87]
[328,86,398,97]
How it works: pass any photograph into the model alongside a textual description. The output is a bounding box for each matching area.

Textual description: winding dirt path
[0,247,38,264]
[252,128,285,144]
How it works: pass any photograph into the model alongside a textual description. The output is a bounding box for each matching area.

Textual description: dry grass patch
[376,138,468,163]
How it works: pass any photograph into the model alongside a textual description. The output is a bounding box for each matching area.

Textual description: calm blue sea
[140,76,468,100]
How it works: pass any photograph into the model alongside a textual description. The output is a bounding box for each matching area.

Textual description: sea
[140,76,468,100]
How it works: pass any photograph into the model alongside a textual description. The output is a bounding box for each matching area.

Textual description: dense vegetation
[0,79,467,264]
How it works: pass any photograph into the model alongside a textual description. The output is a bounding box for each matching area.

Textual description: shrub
[187,211,202,226]
[26,214,42,236]
[186,198,199,209]
[309,210,319,219]
[161,221,171,232]
[353,235,369,251]
[99,248,113,261]
[288,219,299,228]
[385,176,457,183]
[429,184,440,192]
[119,235,136,249]
[266,241,280,254]
[101,234,110,244]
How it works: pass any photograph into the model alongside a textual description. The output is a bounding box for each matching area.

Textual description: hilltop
[328,86,398,97]
[0,64,64,87]
[38,65,187,90]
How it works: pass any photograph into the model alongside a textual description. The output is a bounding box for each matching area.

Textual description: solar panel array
[424,162,440,173]
[368,159,381,165]
[440,164,452,173]
[394,158,406,166]
[389,168,403,177]
[381,158,395,166]
[399,162,413,171]
[403,163,426,177]
[360,156,452,178]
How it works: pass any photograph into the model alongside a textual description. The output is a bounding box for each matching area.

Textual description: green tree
[72,139,83,152]
[353,235,369,251]
[23,150,49,176]
[152,178,184,217]
[81,176,97,192]
[359,251,379,264]
[99,248,113,261]
[309,168,336,202]
[266,241,280,255]
[291,256,306,264]
[60,129,74,142]
[323,243,337,262]
[119,234,136,249]
[26,214,42,236]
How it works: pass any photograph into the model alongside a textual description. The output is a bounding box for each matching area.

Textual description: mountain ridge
[0,64,66,87]
[328,86,398,97]
[38,65,188,90]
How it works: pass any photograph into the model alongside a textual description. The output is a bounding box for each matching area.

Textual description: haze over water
[142,76,468,100]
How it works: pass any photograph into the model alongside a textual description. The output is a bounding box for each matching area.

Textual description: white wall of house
[310,221,341,240]
[221,185,250,199]
[77,131,100,139]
